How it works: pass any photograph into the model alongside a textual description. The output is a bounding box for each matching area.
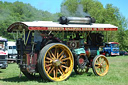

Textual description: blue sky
[1,0,128,19]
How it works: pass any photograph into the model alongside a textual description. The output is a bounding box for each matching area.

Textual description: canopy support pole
[106,31,108,42]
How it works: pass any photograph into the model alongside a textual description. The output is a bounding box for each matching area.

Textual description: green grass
[0,56,128,85]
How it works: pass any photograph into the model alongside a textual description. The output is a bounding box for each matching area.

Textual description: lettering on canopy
[28,27,117,31]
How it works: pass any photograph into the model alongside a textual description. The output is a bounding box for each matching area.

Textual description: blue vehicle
[101,42,119,56]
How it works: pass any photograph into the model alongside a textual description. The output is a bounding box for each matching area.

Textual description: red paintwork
[28,27,117,31]
[27,53,37,65]
[7,23,118,32]
[102,53,105,55]
[26,53,37,72]
[79,58,84,64]
[0,51,6,55]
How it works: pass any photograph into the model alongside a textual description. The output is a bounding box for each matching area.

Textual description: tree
[0,1,54,40]
[61,0,128,50]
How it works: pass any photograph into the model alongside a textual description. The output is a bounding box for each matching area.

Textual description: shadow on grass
[86,72,93,76]
[0,71,2,73]
[70,72,93,77]
[107,55,117,57]
[0,76,49,83]
[1,72,94,83]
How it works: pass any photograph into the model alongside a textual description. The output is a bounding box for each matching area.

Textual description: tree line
[0,0,128,51]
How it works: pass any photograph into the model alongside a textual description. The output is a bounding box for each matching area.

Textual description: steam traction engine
[7,16,118,81]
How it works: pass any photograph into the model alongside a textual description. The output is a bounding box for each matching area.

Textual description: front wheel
[92,55,109,76]
[38,43,74,81]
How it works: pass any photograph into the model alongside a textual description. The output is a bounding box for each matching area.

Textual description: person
[34,31,43,43]
[34,31,44,53]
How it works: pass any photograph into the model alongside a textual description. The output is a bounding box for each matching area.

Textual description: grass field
[0,56,128,85]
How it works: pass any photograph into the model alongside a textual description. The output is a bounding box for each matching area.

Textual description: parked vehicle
[0,37,8,69]
[7,16,118,81]
[7,41,17,62]
[120,51,128,55]
[101,42,119,56]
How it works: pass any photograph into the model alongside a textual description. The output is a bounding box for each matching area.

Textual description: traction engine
[7,16,117,81]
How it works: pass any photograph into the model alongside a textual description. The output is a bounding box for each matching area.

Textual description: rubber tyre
[38,43,74,81]
[22,70,37,80]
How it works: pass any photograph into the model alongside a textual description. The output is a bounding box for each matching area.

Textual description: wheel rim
[43,44,74,81]
[94,55,109,76]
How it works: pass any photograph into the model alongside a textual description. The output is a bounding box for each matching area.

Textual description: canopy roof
[7,21,118,32]
[106,42,119,44]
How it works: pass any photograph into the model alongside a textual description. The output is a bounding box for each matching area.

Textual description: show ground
[0,56,128,85]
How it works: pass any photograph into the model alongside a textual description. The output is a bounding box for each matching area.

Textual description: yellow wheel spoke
[61,65,68,68]
[58,68,63,75]
[100,68,102,73]
[102,67,105,71]
[61,62,67,64]
[48,51,53,59]
[97,59,101,64]
[102,63,107,67]
[46,64,52,67]
[56,67,58,78]
[95,64,100,68]
[49,67,55,74]
[53,69,55,78]
[51,51,56,59]
[95,66,100,69]
[46,57,53,61]
[99,58,101,62]
[45,61,50,63]
[101,58,104,64]
[47,67,51,73]
[97,58,100,63]
[58,50,64,58]
[59,55,64,60]
[59,66,65,74]
[61,57,70,61]
[57,52,59,59]
[54,47,57,57]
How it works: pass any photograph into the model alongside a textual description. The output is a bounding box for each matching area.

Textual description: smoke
[61,5,71,17]
[61,4,90,17]
[75,4,90,17]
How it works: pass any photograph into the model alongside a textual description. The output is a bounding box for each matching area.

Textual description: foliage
[0,1,55,39]
[0,0,128,51]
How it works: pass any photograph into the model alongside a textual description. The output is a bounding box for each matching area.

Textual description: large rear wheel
[92,55,109,76]
[38,43,74,81]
